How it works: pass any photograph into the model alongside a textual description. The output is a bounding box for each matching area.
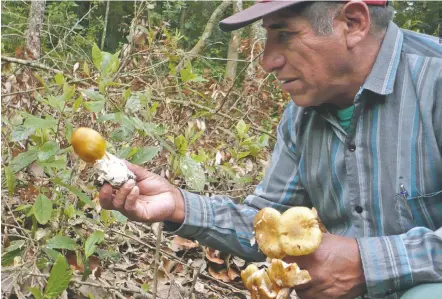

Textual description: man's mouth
[281,78,298,84]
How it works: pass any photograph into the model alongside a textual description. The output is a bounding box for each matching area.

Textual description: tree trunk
[179,4,187,34]
[224,0,243,84]
[177,0,232,72]
[25,0,46,59]
[100,0,110,50]
[245,20,266,81]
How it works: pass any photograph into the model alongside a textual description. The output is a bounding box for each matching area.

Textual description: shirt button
[348,143,356,152]
[355,205,363,213]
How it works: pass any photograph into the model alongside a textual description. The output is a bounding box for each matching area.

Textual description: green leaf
[175,135,187,156]
[84,231,105,258]
[11,125,35,142]
[91,43,102,70]
[53,178,92,205]
[117,147,138,160]
[54,73,65,86]
[83,100,105,113]
[109,51,121,75]
[141,283,150,292]
[39,158,67,170]
[130,146,160,164]
[110,126,133,142]
[1,248,24,266]
[123,88,131,101]
[5,166,16,196]
[62,83,75,102]
[81,89,106,102]
[73,94,83,112]
[46,236,78,250]
[30,287,43,299]
[43,254,72,299]
[82,89,106,112]
[83,62,90,77]
[22,113,57,130]
[236,120,248,139]
[111,210,127,224]
[34,194,53,225]
[125,94,141,114]
[9,148,39,173]
[42,248,62,261]
[38,141,59,161]
[179,156,206,192]
[47,95,65,112]
[5,240,26,252]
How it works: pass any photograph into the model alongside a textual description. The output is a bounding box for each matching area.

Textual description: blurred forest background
[1,1,440,299]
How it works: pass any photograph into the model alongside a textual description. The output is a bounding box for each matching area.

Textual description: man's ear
[337,1,371,49]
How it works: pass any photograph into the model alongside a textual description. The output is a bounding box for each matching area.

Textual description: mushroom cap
[253,208,285,259]
[267,259,311,288]
[277,207,322,256]
[241,264,259,290]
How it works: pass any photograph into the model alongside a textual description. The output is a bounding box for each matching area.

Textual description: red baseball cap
[219,0,388,31]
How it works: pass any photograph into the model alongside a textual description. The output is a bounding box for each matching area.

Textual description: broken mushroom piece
[278,207,322,256]
[254,207,286,259]
[70,127,136,188]
[267,259,311,288]
[241,265,290,299]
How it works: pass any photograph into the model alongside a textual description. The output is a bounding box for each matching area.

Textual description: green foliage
[43,255,72,299]
[85,231,105,258]
[393,1,440,35]
[34,194,53,225]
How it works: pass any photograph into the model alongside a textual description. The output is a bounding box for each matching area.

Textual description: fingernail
[126,179,135,188]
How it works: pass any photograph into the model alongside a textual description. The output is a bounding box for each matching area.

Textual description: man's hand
[284,234,367,299]
[99,161,185,223]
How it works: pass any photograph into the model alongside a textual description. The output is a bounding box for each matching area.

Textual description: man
[99,1,442,298]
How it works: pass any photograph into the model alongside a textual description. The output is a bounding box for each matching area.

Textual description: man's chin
[290,94,319,108]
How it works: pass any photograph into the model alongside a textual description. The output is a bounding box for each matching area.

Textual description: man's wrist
[168,187,185,223]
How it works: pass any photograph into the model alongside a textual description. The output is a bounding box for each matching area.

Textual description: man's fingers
[124,186,139,213]
[124,160,150,181]
[113,179,135,209]
[99,183,115,210]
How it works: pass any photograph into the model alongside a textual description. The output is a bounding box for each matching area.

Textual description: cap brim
[219,0,304,32]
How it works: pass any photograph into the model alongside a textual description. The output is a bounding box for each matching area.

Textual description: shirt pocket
[398,186,442,231]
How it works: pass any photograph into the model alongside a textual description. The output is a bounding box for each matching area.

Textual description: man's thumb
[124,160,150,181]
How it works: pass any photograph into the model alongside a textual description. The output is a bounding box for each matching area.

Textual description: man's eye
[277,31,295,42]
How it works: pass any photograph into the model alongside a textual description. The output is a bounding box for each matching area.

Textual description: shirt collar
[362,21,404,95]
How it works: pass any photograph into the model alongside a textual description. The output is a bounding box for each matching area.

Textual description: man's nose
[261,46,285,73]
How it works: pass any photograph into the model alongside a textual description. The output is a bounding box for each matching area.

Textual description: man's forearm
[358,226,442,297]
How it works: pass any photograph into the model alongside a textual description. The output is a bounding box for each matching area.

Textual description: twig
[152,222,163,299]
[99,277,127,299]
[188,247,205,298]
[149,95,275,140]
[0,56,88,86]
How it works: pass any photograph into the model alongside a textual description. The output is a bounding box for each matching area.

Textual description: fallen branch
[1,56,88,86]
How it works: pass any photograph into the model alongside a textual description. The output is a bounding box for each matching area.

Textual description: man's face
[262,10,352,107]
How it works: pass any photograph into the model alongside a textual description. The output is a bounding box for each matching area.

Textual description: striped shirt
[167,22,442,298]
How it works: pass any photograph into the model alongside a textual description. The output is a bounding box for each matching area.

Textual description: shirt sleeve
[357,226,442,297]
[164,104,312,261]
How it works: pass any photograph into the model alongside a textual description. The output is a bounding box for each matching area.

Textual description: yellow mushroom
[278,207,322,256]
[253,208,286,259]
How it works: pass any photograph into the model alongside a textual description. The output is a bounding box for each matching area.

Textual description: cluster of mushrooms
[241,207,324,299]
